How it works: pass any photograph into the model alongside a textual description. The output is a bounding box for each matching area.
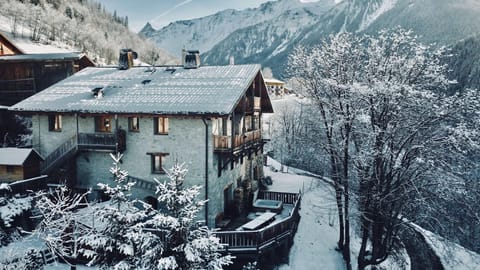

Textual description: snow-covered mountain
[140,0,336,57]
[143,0,480,77]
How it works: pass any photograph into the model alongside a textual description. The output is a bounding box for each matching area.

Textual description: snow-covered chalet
[10,50,274,227]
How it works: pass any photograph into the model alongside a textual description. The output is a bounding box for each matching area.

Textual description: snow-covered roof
[264,78,285,85]
[0,52,83,62]
[10,64,262,116]
[0,148,43,166]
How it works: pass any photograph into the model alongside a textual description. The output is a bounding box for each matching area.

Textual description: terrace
[214,190,301,258]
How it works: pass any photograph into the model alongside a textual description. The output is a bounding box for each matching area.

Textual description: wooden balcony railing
[214,191,301,252]
[41,131,126,174]
[78,133,116,149]
[214,130,262,152]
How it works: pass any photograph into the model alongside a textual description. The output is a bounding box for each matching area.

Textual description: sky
[97,0,274,32]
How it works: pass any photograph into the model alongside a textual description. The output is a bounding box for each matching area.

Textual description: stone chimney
[118,49,138,70]
[182,49,201,69]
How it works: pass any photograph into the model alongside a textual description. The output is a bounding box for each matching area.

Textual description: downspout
[202,118,209,226]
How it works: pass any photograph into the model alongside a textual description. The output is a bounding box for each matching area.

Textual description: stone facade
[33,113,264,227]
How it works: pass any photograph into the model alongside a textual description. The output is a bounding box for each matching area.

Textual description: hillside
[0,0,176,65]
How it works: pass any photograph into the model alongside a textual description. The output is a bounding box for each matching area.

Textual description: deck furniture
[242,211,276,230]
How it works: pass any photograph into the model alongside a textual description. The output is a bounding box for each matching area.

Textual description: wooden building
[0,147,44,182]
[0,53,95,106]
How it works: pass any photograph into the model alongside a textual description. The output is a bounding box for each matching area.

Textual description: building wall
[0,165,23,181]
[33,113,265,228]
[32,114,77,157]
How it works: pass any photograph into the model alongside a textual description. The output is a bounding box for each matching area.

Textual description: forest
[0,0,176,65]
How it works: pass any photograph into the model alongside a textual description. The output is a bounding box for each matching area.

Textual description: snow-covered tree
[287,28,480,270]
[288,31,365,270]
[143,163,233,270]
[0,184,33,246]
[79,153,159,270]
[79,154,232,269]
[34,185,90,270]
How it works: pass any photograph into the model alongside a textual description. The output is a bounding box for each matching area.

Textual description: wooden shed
[0,148,44,182]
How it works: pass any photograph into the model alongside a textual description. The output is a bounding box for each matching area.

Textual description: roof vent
[141,79,152,85]
[182,49,200,69]
[92,87,104,98]
[119,49,138,70]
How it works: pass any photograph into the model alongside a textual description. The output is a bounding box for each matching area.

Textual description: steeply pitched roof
[0,148,43,166]
[264,78,285,84]
[10,64,263,116]
[0,32,24,55]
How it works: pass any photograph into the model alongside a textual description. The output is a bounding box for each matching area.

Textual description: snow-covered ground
[411,223,480,270]
[265,157,347,270]
[264,156,480,269]
[266,157,409,270]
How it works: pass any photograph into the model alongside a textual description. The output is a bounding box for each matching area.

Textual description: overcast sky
[97,0,273,32]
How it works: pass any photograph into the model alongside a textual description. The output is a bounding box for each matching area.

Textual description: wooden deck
[214,191,301,257]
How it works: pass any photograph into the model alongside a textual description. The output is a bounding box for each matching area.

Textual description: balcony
[214,130,262,152]
[78,133,117,150]
[41,131,126,174]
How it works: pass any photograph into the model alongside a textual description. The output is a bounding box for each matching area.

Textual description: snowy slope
[411,224,480,270]
[265,157,410,270]
[0,15,74,54]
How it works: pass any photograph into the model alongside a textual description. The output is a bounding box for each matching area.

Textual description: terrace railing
[214,191,301,252]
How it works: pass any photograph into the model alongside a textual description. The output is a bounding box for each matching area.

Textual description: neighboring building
[0,53,95,106]
[10,52,274,227]
[265,78,286,98]
[0,31,95,150]
[0,147,43,182]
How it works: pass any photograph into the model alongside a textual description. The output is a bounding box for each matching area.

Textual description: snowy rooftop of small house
[0,52,83,62]
[10,64,263,115]
[264,78,285,84]
[0,148,43,166]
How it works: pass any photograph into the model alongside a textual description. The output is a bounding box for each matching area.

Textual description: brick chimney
[182,49,200,69]
[119,49,138,70]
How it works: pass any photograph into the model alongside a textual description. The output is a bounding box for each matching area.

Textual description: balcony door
[95,115,112,133]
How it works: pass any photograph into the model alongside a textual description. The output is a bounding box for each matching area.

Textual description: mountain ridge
[142,0,480,78]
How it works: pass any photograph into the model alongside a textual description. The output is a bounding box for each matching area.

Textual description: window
[148,153,169,174]
[95,116,112,133]
[154,117,169,135]
[129,117,140,132]
[48,114,62,131]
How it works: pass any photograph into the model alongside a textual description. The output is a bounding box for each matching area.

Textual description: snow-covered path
[264,158,346,270]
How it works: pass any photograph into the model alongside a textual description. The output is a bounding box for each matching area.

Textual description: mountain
[140,0,336,58]
[143,0,480,79]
